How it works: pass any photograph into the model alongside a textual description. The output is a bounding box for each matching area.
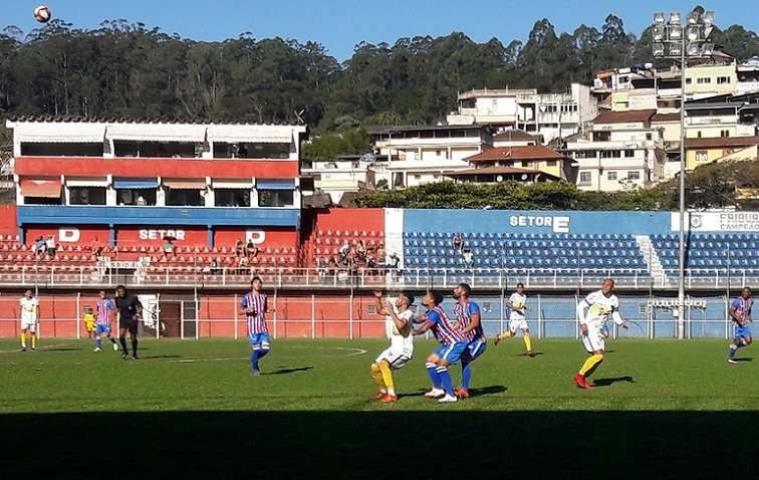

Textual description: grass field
[1,338,759,478]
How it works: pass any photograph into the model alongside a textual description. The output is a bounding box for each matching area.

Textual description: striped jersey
[731,297,753,325]
[454,301,482,341]
[427,305,466,346]
[96,298,115,325]
[241,292,269,335]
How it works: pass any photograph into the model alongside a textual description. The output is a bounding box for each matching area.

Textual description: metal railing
[1,265,758,290]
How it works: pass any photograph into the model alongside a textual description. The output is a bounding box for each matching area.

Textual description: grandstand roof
[592,109,657,125]
[465,145,565,163]
[684,136,759,149]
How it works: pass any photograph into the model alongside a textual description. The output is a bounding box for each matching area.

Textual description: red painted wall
[312,208,385,234]
[26,226,110,245]
[214,228,298,249]
[0,291,386,339]
[15,157,298,179]
[117,226,208,247]
[0,205,17,236]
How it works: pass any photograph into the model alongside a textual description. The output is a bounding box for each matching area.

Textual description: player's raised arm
[372,290,385,315]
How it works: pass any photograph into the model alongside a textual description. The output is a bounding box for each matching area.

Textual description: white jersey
[20,297,39,323]
[509,293,527,319]
[384,298,414,355]
[579,290,622,329]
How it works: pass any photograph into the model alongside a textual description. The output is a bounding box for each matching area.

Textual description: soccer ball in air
[34,6,52,23]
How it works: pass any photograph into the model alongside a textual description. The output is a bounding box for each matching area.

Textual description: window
[600,150,621,159]
[624,149,635,158]
[114,141,197,158]
[214,142,291,159]
[579,172,592,185]
[215,189,251,207]
[258,189,294,208]
[166,189,204,207]
[717,76,731,85]
[575,150,597,159]
[21,143,103,157]
[24,196,61,205]
[117,189,156,206]
[593,132,611,141]
[697,77,712,85]
[695,151,709,162]
[721,130,730,138]
[697,131,703,138]
[608,171,618,181]
[646,133,653,141]
[627,171,641,180]
[68,187,107,206]
[546,160,557,167]
[686,78,693,85]
[521,161,529,167]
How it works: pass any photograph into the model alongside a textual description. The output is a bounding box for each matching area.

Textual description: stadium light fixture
[650,8,717,340]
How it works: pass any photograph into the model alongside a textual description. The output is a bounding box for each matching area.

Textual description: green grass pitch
[1,338,758,478]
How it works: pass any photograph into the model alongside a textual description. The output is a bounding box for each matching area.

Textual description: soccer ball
[33,5,52,23]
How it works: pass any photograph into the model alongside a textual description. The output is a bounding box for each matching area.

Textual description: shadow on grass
[591,376,636,388]
[139,355,182,360]
[733,358,753,363]
[266,366,314,375]
[1,411,757,478]
[38,347,82,352]
[401,385,506,399]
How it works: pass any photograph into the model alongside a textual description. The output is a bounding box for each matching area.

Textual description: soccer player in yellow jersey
[370,290,415,403]
[83,306,96,339]
[19,290,40,352]
[574,278,628,389]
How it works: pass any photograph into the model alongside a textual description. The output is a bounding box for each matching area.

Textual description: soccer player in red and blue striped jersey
[241,276,274,376]
[453,283,486,399]
[413,290,468,403]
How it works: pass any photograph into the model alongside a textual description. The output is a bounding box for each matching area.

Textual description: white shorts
[509,315,529,333]
[581,328,606,353]
[21,319,37,333]
[375,347,412,370]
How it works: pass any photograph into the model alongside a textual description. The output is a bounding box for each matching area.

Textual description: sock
[524,334,533,353]
[370,363,386,391]
[119,336,128,354]
[461,360,472,390]
[96,337,102,349]
[251,349,260,370]
[258,349,270,360]
[426,362,441,389]
[729,344,739,360]
[437,366,454,396]
[31,335,36,349]
[20,332,26,348]
[131,338,138,357]
[379,361,395,396]
[579,354,604,377]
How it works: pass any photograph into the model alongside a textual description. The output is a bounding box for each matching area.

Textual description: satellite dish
[521,174,529,181]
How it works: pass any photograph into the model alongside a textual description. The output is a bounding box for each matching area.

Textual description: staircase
[635,235,666,285]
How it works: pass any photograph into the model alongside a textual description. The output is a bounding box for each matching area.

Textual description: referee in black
[115,285,143,360]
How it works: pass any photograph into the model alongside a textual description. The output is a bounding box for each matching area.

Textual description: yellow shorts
[85,322,96,332]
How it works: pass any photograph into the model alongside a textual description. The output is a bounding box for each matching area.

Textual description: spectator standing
[463,246,474,268]
[453,233,464,253]
[162,238,175,257]
[45,235,57,258]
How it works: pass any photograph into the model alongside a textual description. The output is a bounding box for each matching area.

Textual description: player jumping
[19,289,39,352]
[241,276,274,376]
[370,290,415,403]
[494,282,534,356]
[728,287,753,364]
[94,290,119,352]
[453,283,486,399]
[574,278,628,389]
[413,290,469,403]
[115,285,142,360]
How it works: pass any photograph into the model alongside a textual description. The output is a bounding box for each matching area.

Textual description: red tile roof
[493,130,540,142]
[593,109,657,125]
[445,166,560,180]
[652,113,681,122]
[465,145,565,163]
[685,136,759,149]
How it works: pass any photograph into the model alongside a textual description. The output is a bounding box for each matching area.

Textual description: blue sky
[3,1,758,60]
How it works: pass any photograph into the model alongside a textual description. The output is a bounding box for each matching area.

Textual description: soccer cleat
[437,394,458,403]
[374,391,388,400]
[493,335,501,346]
[455,388,470,399]
[381,394,398,403]
[112,342,119,351]
[251,368,262,377]
[574,373,590,389]
[20,347,26,352]
[121,353,130,360]
[728,358,738,364]
[424,388,445,399]
[528,351,536,358]
[94,347,102,352]
[31,347,36,351]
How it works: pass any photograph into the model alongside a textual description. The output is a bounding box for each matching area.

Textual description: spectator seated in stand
[462,246,474,268]
[235,239,245,258]
[33,237,46,259]
[45,236,57,258]
[453,233,464,253]
[162,238,175,257]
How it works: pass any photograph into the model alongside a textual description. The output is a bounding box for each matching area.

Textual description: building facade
[7,119,307,249]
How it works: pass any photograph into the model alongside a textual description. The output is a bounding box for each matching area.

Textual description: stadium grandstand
[1,119,758,341]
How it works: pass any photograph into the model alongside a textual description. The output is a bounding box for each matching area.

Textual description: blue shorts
[249,333,271,350]
[95,324,111,335]
[434,341,468,365]
[463,338,487,362]
[735,325,752,339]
